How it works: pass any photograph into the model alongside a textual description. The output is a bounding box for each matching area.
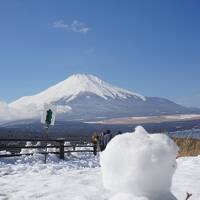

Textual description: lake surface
[168,129,200,139]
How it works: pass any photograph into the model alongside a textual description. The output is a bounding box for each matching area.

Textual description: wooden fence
[0,138,97,159]
[1,135,199,159]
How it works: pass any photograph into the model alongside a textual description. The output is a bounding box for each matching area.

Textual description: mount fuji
[7,74,200,121]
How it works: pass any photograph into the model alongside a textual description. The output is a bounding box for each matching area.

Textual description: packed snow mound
[100,126,179,200]
[9,74,146,109]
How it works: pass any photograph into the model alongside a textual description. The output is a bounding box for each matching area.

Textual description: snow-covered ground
[0,126,199,200]
[0,153,199,200]
[172,156,200,200]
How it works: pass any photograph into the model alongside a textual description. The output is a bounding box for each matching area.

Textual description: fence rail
[0,138,97,159]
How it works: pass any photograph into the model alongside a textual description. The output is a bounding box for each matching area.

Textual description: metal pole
[44,125,49,164]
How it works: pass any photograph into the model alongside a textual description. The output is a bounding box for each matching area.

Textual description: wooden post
[93,144,97,156]
[57,138,65,160]
[73,145,76,151]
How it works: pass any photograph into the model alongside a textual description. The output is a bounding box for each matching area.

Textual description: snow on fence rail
[0,138,97,159]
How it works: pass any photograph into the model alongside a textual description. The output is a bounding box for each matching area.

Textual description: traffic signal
[45,109,53,125]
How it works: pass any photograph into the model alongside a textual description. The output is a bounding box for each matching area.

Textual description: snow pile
[100,126,179,200]
[20,141,45,154]
[0,150,11,155]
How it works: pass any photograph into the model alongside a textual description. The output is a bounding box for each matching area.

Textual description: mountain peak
[67,73,97,79]
[55,73,146,101]
[65,73,102,84]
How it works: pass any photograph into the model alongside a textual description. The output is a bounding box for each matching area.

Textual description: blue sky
[0,0,200,107]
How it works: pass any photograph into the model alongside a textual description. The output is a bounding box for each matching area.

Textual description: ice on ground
[100,126,179,200]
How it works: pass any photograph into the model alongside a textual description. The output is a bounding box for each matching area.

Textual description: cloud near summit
[51,19,90,33]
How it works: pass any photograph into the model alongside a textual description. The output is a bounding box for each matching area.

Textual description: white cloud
[0,101,40,122]
[0,101,15,121]
[0,101,72,123]
[51,19,90,33]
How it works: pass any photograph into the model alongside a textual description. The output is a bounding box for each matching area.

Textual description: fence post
[73,145,76,151]
[93,144,97,156]
[57,138,65,160]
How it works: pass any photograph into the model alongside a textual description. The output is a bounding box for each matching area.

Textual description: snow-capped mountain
[8,74,200,121]
[10,74,146,109]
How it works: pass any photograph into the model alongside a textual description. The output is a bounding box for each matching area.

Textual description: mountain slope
[8,74,200,121]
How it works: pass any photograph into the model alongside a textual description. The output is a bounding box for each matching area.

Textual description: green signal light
[45,109,53,125]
